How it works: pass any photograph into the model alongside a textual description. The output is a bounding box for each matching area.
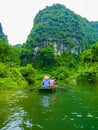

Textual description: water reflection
[40,92,56,108]
[42,95,50,107]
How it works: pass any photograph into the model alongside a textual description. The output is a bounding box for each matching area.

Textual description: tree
[0,38,20,66]
[33,43,55,69]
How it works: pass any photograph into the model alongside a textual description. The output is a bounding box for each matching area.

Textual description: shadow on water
[0,83,98,130]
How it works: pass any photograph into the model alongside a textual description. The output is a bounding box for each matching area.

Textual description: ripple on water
[23,120,33,128]
[70,118,74,121]
[87,113,94,118]
[62,115,68,120]
[71,112,83,118]
[76,114,83,117]
[36,124,43,129]
[71,112,78,115]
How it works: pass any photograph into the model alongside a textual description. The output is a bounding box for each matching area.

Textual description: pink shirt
[49,79,56,86]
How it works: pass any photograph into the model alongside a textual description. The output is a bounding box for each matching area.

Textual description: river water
[0,84,98,130]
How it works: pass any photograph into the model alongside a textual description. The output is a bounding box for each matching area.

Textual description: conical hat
[44,76,49,80]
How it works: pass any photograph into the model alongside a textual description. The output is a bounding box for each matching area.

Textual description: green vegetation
[76,43,98,86]
[0,4,98,90]
[32,43,55,70]
[0,38,38,90]
[0,62,27,89]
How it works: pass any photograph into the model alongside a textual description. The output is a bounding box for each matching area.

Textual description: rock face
[25,4,98,55]
[0,23,7,39]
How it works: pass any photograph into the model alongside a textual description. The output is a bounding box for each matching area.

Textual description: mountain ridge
[25,4,98,55]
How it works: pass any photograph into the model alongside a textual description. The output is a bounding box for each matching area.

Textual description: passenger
[42,76,50,88]
[49,77,57,87]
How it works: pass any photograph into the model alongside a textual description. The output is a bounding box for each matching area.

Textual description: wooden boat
[38,85,56,92]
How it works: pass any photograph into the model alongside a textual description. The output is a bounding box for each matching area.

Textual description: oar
[57,87,67,91]
[29,86,39,91]
[56,86,67,91]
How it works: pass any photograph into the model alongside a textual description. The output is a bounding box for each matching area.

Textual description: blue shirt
[43,79,50,88]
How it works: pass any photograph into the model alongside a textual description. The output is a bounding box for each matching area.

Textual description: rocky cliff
[0,23,7,39]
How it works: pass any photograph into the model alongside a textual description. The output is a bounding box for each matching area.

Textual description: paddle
[29,86,39,91]
[56,86,67,91]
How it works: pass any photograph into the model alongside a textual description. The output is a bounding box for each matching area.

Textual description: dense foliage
[0,38,20,66]
[76,43,98,86]
[32,43,55,69]
[0,38,39,89]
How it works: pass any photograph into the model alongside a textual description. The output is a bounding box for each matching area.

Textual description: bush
[0,78,27,90]
[0,62,27,89]
[51,66,69,80]
[19,64,36,84]
[76,70,97,86]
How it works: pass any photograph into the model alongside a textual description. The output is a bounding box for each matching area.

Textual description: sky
[0,0,98,45]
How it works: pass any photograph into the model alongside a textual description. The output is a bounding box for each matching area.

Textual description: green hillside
[25,4,98,55]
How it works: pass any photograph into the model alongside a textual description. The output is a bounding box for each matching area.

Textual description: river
[0,84,98,130]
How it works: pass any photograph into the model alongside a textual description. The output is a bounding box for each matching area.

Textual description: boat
[38,85,56,92]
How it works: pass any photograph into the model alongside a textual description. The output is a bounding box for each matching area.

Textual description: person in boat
[42,76,50,88]
[49,77,57,87]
